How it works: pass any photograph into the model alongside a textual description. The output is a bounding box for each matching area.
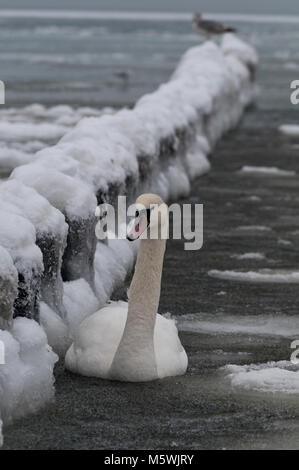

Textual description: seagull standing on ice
[192,13,236,39]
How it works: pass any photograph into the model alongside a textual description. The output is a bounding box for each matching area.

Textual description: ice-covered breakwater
[0,34,257,442]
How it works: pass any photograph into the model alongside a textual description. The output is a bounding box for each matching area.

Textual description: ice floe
[177,313,299,337]
[208,269,299,283]
[279,124,299,137]
[235,225,272,232]
[239,165,296,176]
[0,105,115,176]
[223,362,299,394]
[231,252,265,260]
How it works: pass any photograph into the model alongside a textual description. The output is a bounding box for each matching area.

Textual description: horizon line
[0,10,299,23]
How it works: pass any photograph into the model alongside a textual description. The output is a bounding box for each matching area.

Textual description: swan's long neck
[109,238,166,381]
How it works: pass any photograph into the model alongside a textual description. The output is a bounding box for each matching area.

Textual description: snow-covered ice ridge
[0,34,257,444]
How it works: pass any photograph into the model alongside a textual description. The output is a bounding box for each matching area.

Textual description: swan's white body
[65,194,188,382]
[65,301,187,380]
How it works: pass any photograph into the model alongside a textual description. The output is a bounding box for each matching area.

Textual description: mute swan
[65,194,188,382]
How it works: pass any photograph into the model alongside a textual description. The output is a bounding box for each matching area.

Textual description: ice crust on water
[223,362,299,394]
[177,313,299,337]
[0,105,115,176]
[208,269,299,283]
[235,225,272,232]
[279,124,299,137]
[231,252,265,260]
[239,165,296,176]
[0,35,257,441]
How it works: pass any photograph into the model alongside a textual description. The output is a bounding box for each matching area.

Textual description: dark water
[2,11,299,450]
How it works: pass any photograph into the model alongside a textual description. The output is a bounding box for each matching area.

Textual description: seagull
[192,13,236,39]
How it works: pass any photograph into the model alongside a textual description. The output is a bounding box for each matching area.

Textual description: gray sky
[0,0,298,15]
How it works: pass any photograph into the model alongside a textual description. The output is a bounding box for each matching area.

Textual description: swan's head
[127,193,168,241]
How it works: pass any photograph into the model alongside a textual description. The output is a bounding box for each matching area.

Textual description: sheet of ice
[0,145,33,176]
[279,124,299,137]
[223,362,299,394]
[239,165,296,176]
[177,313,299,337]
[0,121,69,143]
[231,252,265,260]
[278,239,292,247]
[235,225,272,232]
[247,195,262,202]
[0,317,58,447]
[0,105,115,175]
[208,269,299,283]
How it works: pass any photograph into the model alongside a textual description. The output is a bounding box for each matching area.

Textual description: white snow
[0,318,58,446]
[279,124,299,137]
[0,210,43,274]
[208,269,299,283]
[11,164,97,219]
[239,165,296,176]
[39,302,71,358]
[223,362,299,394]
[0,180,68,238]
